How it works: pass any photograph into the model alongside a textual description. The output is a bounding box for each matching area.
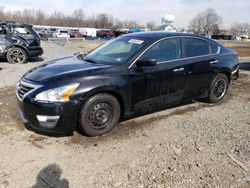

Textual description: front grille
[16,80,35,100]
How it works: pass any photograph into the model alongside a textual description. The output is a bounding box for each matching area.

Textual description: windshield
[83,36,149,65]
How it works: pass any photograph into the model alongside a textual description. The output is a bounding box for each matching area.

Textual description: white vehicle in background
[52,29,70,39]
[79,28,97,37]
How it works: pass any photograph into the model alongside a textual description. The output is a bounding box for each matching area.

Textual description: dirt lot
[0,41,250,187]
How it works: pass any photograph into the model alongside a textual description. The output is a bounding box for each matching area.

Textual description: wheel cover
[9,49,25,63]
[89,103,113,129]
[213,78,227,100]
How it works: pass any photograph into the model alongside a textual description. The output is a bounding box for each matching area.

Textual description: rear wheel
[78,93,121,136]
[207,73,229,103]
[6,47,27,64]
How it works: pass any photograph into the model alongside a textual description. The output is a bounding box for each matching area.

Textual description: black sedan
[16,32,239,136]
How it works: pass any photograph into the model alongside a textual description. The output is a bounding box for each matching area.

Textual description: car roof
[125,31,206,40]
[0,21,32,27]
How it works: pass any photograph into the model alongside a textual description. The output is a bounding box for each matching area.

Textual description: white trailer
[79,28,97,37]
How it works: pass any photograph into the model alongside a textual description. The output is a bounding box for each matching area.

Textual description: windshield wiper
[83,58,98,64]
[76,53,86,59]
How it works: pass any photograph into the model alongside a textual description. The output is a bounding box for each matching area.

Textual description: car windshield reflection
[83,36,149,65]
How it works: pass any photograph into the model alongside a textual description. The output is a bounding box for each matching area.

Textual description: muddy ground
[0,41,249,188]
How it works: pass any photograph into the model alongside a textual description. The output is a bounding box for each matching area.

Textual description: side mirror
[136,59,157,67]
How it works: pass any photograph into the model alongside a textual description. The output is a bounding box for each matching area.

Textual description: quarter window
[209,42,219,54]
[182,38,210,57]
[139,38,180,63]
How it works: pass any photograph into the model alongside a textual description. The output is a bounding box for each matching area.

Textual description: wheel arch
[219,70,231,83]
[4,44,28,58]
[78,87,127,121]
[95,90,125,120]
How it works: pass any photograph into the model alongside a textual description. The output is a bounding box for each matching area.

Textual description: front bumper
[16,91,80,135]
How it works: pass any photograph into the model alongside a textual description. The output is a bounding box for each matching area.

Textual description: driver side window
[139,38,180,64]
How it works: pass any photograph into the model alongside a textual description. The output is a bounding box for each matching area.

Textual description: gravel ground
[0,41,249,188]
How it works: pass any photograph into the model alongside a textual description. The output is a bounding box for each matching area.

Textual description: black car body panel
[16,32,239,134]
[128,58,186,111]
[0,21,43,59]
[24,55,111,83]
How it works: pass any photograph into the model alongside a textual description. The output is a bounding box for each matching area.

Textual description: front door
[128,37,186,111]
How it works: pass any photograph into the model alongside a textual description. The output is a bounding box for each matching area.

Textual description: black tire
[6,47,28,64]
[207,73,229,103]
[78,93,121,137]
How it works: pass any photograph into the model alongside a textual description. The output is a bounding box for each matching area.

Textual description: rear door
[181,37,220,98]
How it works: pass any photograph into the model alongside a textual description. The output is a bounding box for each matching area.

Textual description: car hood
[24,55,111,83]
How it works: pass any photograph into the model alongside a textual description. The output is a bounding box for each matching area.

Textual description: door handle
[210,60,218,64]
[173,67,184,72]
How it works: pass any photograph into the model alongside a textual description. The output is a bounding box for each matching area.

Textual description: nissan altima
[16,32,239,136]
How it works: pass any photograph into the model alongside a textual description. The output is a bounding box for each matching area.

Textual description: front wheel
[78,93,121,137]
[207,73,229,103]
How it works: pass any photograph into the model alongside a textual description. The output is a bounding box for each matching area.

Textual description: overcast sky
[1,0,250,28]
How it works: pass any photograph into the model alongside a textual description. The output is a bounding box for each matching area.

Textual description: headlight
[35,83,80,102]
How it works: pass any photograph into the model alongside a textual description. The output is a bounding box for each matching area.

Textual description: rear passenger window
[182,38,210,58]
